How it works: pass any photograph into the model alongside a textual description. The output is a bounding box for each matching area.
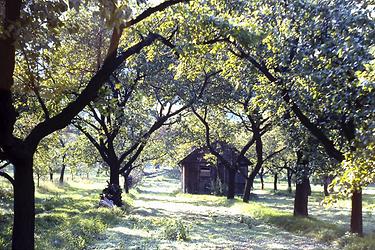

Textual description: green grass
[0,179,133,250]
[228,196,375,250]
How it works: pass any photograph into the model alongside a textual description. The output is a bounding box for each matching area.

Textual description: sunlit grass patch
[339,232,375,250]
[0,178,133,250]
[37,182,65,195]
[175,193,228,206]
[229,198,375,249]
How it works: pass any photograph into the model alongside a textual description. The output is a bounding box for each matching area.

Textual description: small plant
[161,219,190,241]
[211,176,227,196]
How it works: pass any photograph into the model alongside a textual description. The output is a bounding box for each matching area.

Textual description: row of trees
[0,0,373,249]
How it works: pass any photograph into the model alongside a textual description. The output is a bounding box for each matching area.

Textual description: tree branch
[25,33,162,151]
[0,171,14,186]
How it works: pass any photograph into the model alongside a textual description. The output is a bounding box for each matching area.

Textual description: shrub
[161,219,190,241]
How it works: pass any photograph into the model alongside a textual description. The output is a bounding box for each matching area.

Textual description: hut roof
[179,142,251,166]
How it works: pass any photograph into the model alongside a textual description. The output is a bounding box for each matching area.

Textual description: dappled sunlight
[89,169,334,250]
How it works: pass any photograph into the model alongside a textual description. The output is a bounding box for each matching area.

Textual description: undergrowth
[233,198,375,250]
[0,180,132,250]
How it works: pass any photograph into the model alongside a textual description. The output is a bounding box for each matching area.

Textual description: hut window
[200,167,211,177]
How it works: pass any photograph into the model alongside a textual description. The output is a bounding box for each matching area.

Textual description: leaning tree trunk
[12,157,35,250]
[226,167,236,199]
[273,173,278,191]
[294,176,309,217]
[243,130,263,202]
[351,189,363,236]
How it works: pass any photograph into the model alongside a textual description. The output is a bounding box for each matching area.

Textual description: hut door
[199,165,211,194]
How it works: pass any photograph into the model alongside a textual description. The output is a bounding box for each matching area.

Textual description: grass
[1,171,374,249]
[0,179,133,250]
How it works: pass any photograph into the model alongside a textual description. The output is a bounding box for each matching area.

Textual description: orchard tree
[0,0,188,248]
[189,0,373,234]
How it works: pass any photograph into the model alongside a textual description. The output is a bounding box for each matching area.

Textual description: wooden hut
[179,143,250,195]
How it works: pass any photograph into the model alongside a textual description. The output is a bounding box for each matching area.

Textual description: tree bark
[49,167,53,182]
[12,157,35,250]
[242,178,252,202]
[323,176,331,196]
[351,189,363,236]
[109,164,120,186]
[36,173,40,188]
[287,169,293,193]
[307,177,311,196]
[243,129,263,202]
[259,168,264,190]
[274,173,278,191]
[293,176,309,217]
[227,167,235,199]
[123,175,129,194]
[59,164,66,184]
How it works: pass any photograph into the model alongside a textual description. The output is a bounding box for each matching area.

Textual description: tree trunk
[59,164,66,184]
[12,157,35,250]
[287,168,292,193]
[227,167,235,199]
[351,189,363,236]
[293,176,309,217]
[259,168,264,190]
[49,168,53,182]
[243,128,263,202]
[323,176,330,196]
[123,175,129,194]
[243,178,252,202]
[109,164,120,186]
[36,173,40,188]
[106,163,122,206]
[307,178,311,196]
[274,173,278,191]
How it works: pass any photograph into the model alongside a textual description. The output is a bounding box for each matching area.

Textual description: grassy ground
[88,169,362,250]
[1,171,374,249]
[250,179,375,235]
[0,178,131,250]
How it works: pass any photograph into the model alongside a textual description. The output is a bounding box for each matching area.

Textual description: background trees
[0,0,373,248]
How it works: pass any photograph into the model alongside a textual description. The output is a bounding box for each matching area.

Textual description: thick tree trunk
[59,164,66,184]
[12,158,35,250]
[109,165,120,186]
[293,176,309,217]
[351,189,363,236]
[105,163,122,206]
[227,167,235,199]
[274,173,278,191]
